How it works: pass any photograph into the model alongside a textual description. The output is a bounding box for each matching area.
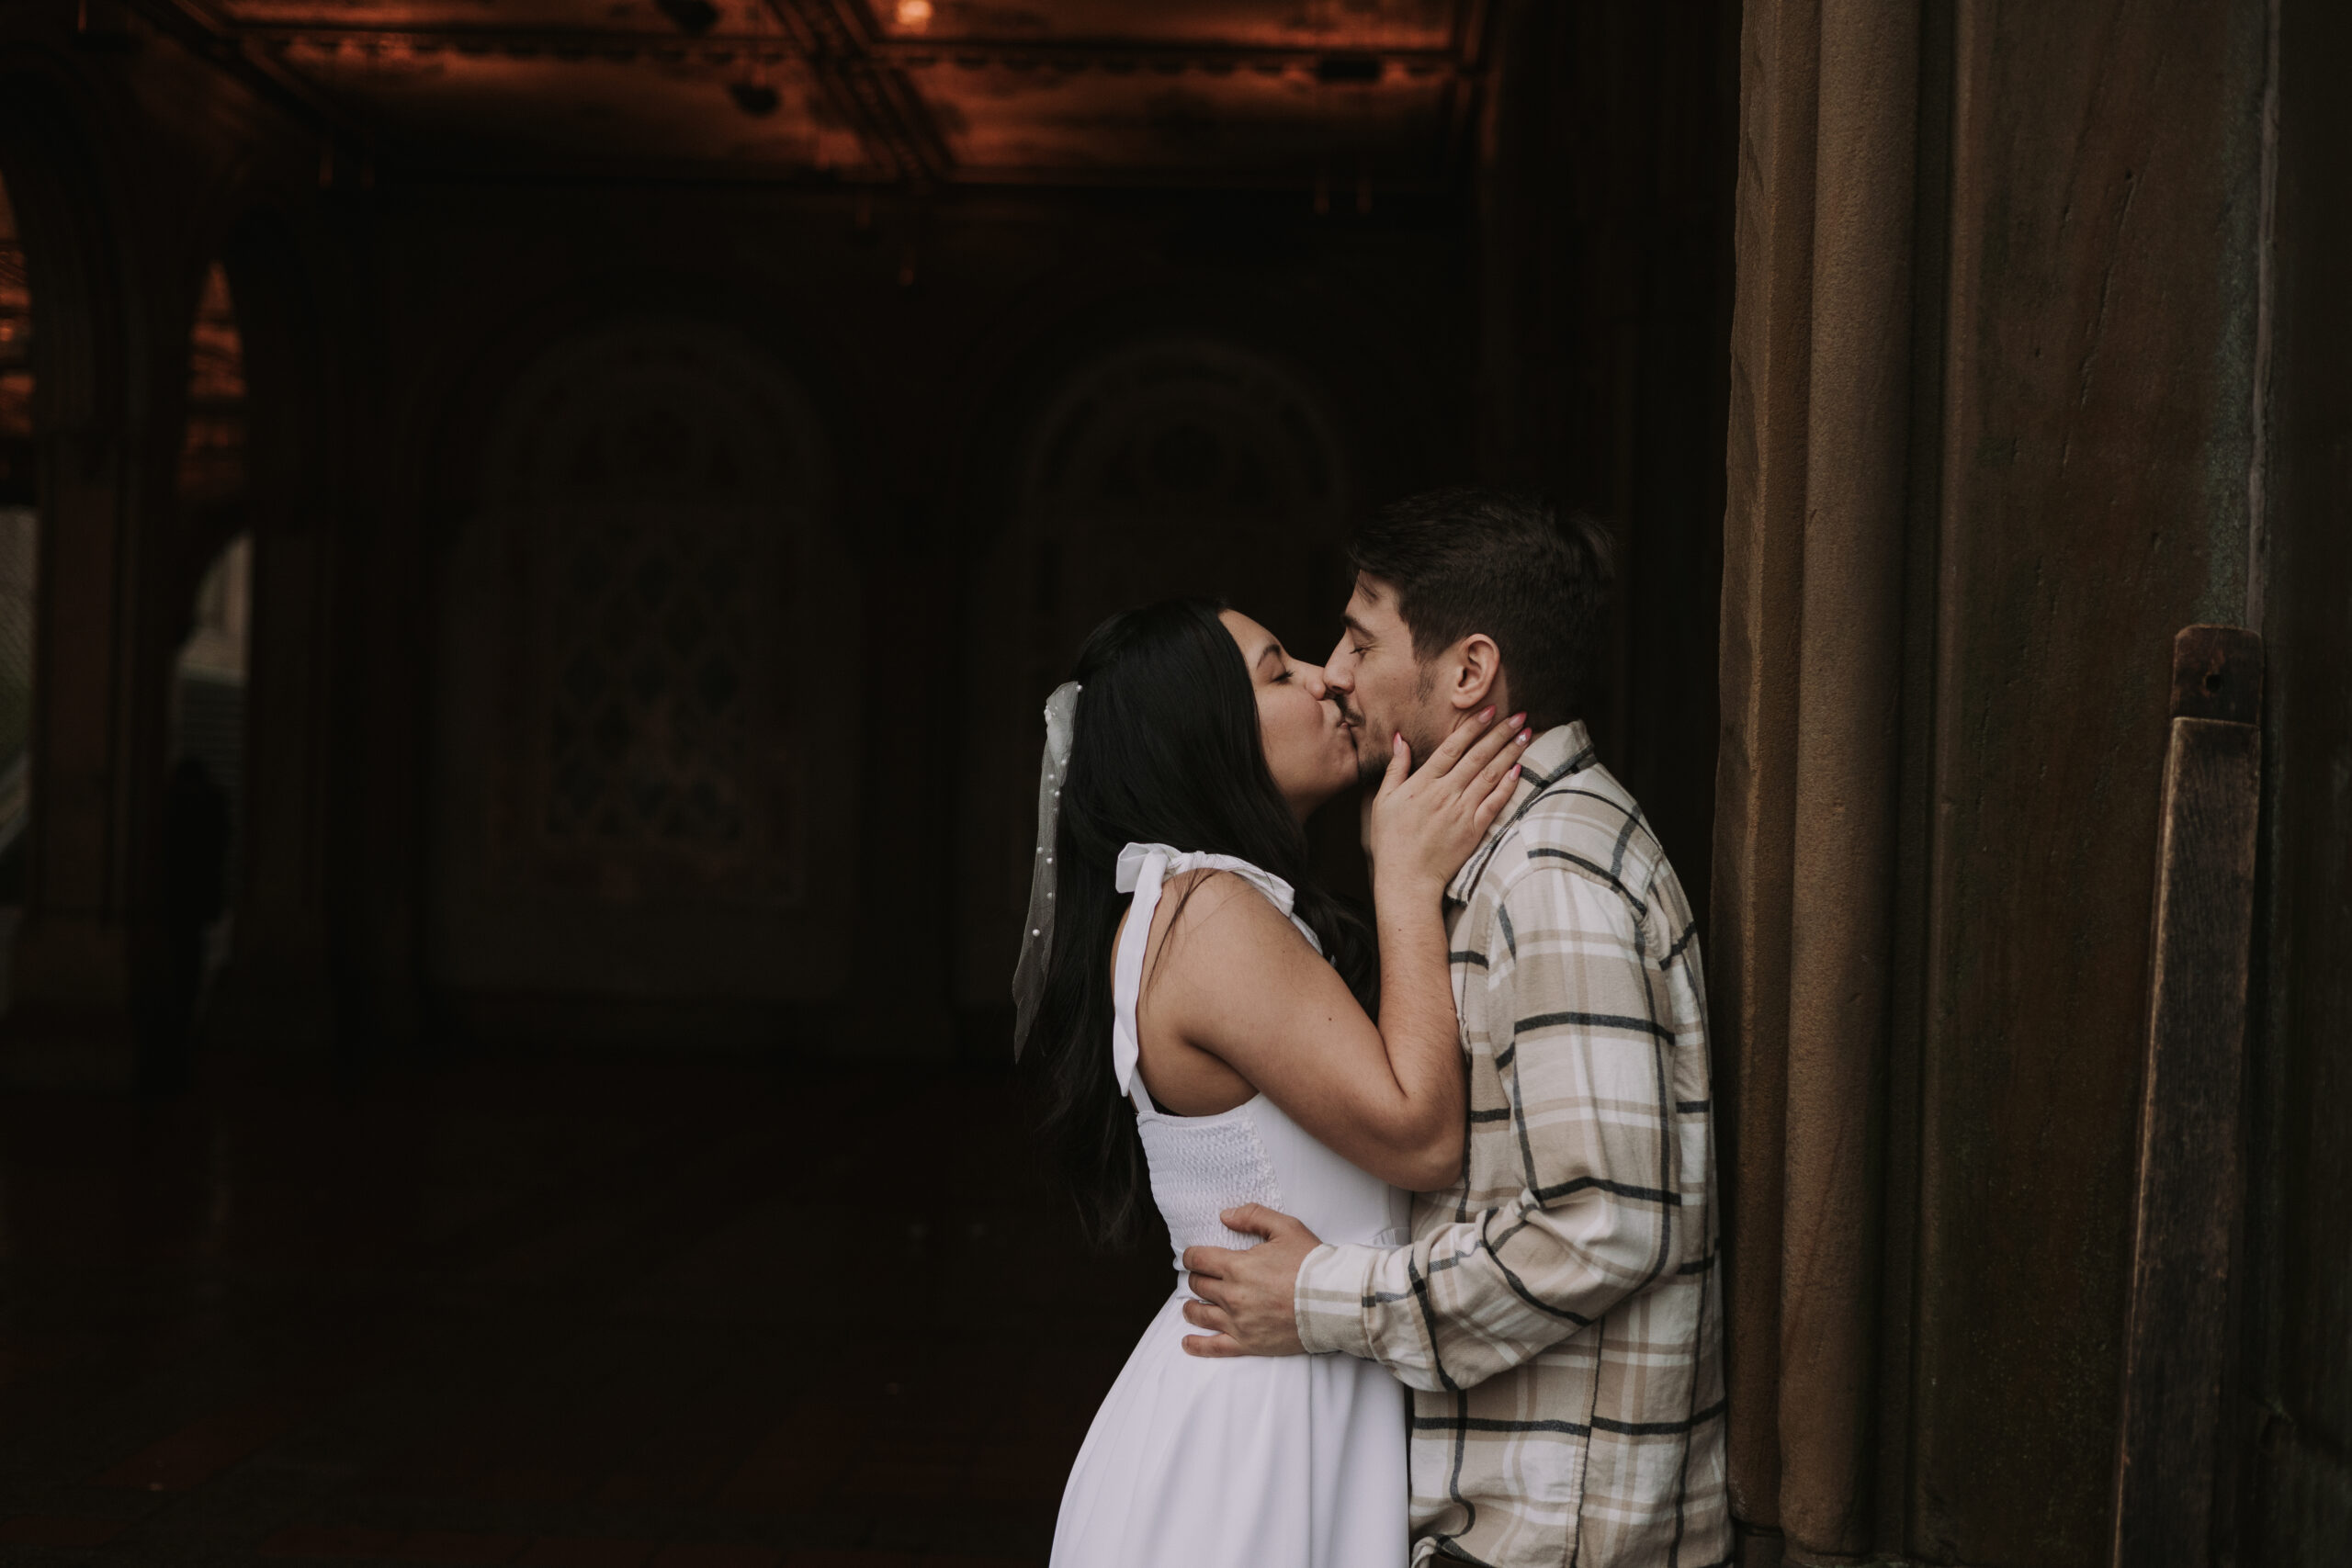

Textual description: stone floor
[0,1055,1171,1565]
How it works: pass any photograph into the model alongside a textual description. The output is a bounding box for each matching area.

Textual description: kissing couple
[1019,489,1728,1568]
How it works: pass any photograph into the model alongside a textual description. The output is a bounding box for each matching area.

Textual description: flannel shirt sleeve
[1294,863,1679,1392]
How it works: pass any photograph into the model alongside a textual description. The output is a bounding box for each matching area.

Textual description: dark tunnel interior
[0,4,1738,1562]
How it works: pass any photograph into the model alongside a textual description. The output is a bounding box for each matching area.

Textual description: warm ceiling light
[896,0,933,30]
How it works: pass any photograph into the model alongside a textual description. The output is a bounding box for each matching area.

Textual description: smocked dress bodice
[1051,842,1413,1568]
[1109,842,1411,1269]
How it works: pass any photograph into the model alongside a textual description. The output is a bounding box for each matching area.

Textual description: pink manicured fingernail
[1518,728,1532,745]
[1479,705,1496,723]
[1511,763,1522,777]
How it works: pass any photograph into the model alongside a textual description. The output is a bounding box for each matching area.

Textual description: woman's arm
[1134,714,1528,1190]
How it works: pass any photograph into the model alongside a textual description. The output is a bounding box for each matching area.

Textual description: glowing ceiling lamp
[895,0,933,32]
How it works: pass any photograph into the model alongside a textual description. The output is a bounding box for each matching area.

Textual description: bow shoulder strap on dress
[1109,842,1322,1107]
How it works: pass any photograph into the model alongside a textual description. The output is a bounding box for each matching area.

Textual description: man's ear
[1441,634,1504,713]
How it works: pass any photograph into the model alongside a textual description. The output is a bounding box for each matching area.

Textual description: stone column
[1714,0,2268,1562]
[0,75,161,1089]
[203,209,346,1058]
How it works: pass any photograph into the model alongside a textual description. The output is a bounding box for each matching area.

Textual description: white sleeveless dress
[1050,843,1412,1568]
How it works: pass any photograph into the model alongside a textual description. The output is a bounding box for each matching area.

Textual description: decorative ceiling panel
[202,0,1481,184]
[218,0,771,28]
[907,57,1451,180]
[252,37,871,170]
[869,0,1462,51]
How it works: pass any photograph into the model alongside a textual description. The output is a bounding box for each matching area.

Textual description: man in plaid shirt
[1181,490,1727,1567]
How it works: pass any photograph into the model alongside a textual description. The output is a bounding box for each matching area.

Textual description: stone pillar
[2239,0,2352,1557]
[1715,0,2270,1562]
[201,209,346,1057]
[0,76,161,1089]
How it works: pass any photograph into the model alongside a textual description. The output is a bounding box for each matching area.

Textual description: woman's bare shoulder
[1148,868,1322,987]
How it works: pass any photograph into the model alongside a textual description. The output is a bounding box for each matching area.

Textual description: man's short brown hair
[1345,487,1613,731]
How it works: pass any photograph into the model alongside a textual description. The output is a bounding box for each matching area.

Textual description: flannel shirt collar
[1443,720,1597,908]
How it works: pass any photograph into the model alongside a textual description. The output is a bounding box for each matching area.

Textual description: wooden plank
[1911,0,2267,1547]
[2168,623,2263,724]
[2109,625,2264,1568]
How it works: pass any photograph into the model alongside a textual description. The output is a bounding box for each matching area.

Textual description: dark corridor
[0,2,1737,1563]
[6,0,2349,1563]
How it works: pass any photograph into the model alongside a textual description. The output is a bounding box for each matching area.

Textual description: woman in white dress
[1012,597,1528,1568]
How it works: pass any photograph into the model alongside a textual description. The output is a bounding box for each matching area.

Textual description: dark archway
[427,315,862,1046]
[951,333,1358,1015]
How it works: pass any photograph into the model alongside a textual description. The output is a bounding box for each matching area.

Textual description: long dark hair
[1027,597,1375,1249]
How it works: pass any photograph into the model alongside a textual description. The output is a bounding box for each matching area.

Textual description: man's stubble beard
[1345,705,1386,786]
[1340,700,1394,786]
[1346,695,1446,784]
[1391,661,1449,773]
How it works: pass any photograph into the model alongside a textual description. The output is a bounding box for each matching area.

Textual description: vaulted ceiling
[190,0,1490,187]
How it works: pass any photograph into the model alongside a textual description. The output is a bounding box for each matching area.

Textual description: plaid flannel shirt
[1295,723,1727,1568]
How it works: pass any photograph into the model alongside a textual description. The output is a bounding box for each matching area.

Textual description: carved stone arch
[1022,335,1350,654]
[428,316,862,1040]
[951,333,1356,1010]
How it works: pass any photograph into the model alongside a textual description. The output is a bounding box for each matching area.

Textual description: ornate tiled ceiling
[196,0,1487,186]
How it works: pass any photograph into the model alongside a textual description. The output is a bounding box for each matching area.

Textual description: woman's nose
[1296,663,1329,698]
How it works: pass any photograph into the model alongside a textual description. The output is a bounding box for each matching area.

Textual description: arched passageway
[428,317,863,1046]
[0,6,1769,1565]
[954,335,1361,1009]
